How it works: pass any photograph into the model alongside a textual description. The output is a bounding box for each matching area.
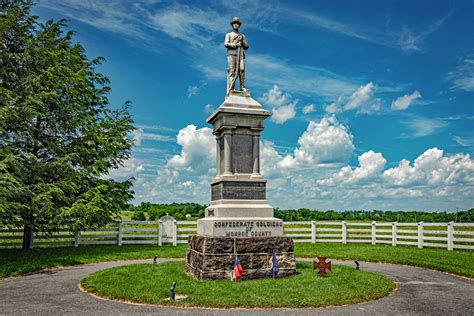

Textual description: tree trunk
[22,226,33,250]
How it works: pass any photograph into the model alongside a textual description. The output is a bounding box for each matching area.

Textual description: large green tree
[0,1,135,249]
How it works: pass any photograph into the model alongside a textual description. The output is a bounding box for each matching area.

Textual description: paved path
[0,258,473,315]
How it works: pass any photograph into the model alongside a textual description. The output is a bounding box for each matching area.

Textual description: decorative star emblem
[208,209,215,216]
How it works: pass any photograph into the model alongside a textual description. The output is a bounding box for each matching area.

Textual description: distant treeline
[129,203,473,223]
[129,202,205,221]
[273,208,474,223]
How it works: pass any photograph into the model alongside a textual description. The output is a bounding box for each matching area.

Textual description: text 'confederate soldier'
[225,17,249,95]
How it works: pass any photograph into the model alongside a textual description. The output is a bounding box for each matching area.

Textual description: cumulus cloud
[130,120,473,211]
[260,141,287,177]
[272,103,297,124]
[106,157,144,179]
[281,116,355,167]
[391,90,422,110]
[344,82,375,111]
[306,147,474,210]
[167,125,214,173]
[324,83,379,114]
[261,85,290,107]
[383,148,474,187]
[324,98,343,114]
[320,151,386,185]
[302,103,316,114]
[261,85,297,124]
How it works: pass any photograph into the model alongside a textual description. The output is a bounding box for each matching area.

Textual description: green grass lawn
[1,243,473,280]
[81,261,395,308]
[294,243,474,278]
[0,244,185,280]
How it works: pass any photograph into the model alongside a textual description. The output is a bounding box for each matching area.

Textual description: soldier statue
[225,17,249,95]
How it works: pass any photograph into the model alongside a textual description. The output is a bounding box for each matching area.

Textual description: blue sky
[33,0,474,211]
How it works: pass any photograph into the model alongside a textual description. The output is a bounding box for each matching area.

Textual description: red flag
[233,256,243,281]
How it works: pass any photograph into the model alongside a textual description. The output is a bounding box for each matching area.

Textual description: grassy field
[1,243,473,280]
[81,261,395,308]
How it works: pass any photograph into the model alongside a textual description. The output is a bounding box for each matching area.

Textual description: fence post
[447,221,454,251]
[392,222,397,246]
[172,220,177,246]
[417,221,424,249]
[371,221,376,245]
[311,221,316,243]
[158,220,163,246]
[118,221,123,246]
[74,231,80,247]
[342,221,347,244]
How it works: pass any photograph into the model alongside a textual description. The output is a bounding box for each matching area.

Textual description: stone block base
[185,235,296,280]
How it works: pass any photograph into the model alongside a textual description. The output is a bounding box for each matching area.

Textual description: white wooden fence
[1,221,473,251]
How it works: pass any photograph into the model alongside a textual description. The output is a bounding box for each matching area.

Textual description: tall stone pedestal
[185,91,296,280]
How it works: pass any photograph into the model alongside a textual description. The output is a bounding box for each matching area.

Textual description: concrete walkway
[0,258,473,315]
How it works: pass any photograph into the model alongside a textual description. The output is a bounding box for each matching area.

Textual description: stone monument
[185,17,296,280]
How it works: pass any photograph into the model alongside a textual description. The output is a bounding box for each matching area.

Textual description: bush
[131,211,146,221]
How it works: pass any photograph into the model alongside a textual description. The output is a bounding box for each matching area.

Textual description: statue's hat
[230,17,241,26]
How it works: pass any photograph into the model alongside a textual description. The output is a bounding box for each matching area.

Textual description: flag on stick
[233,255,244,281]
[269,252,279,278]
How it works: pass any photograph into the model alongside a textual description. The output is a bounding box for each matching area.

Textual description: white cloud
[132,128,175,145]
[204,104,214,114]
[187,85,200,97]
[167,124,215,173]
[37,1,152,42]
[155,168,180,186]
[135,124,177,132]
[282,7,451,53]
[344,82,374,111]
[453,136,474,147]
[304,147,474,211]
[282,115,355,167]
[302,103,316,114]
[147,5,225,46]
[402,117,448,138]
[106,157,144,180]
[391,90,422,111]
[272,103,297,124]
[396,13,451,52]
[261,85,297,124]
[180,180,195,187]
[130,121,473,211]
[320,151,386,185]
[323,83,380,114]
[249,55,358,99]
[324,98,343,114]
[131,129,144,146]
[260,141,287,177]
[261,85,291,107]
[447,57,474,92]
[383,148,474,187]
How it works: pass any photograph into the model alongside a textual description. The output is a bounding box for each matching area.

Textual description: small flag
[269,253,279,278]
[233,255,244,281]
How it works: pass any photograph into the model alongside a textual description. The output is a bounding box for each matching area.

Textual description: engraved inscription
[211,181,266,200]
[231,134,253,173]
[212,220,283,237]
